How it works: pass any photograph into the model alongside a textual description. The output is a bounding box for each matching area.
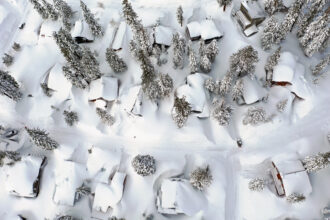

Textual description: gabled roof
[241,76,266,105]
[187,20,223,40]
[112,21,126,50]
[88,77,118,101]
[241,0,265,20]
[71,20,94,40]
[154,25,174,46]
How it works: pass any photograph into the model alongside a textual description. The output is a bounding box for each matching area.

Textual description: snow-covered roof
[136,8,166,27]
[154,25,174,46]
[272,65,294,83]
[88,77,118,101]
[236,10,251,29]
[241,0,265,20]
[71,20,94,41]
[93,172,126,213]
[39,20,61,37]
[112,21,126,50]
[187,20,223,40]
[5,155,45,198]
[176,73,210,117]
[87,147,122,184]
[53,160,86,206]
[48,63,72,100]
[157,178,207,216]
[242,76,266,105]
[119,85,143,116]
[243,24,258,37]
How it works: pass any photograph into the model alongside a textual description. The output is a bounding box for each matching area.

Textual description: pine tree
[0,70,22,101]
[212,100,233,126]
[243,107,271,125]
[131,154,156,176]
[190,166,213,191]
[188,46,198,73]
[158,73,173,98]
[261,16,281,50]
[172,33,186,69]
[63,110,78,126]
[25,127,58,150]
[219,73,232,96]
[96,107,115,126]
[30,0,48,19]
[41,0,58,21]
[286,193,306,203]
[80,1,103,37]
[2,54,14,67]
[199,39,206,57]
[172,96,192,128]
[81,46,101,81]
[302,151,330,173]
[265,47,281,83]
[232,78,244,101]
[205,39,219,63]
[176,6,183,27]
[53,0,73,30]
[217,0,232,11]
[204,78,218,94]
[248,178,266,191]
[12,42,21,51]
[106,48,127,73]
[265,0,285,15]
[138,50,156,96]
[312,54,330,75]
[200,54,212,73]
[230,46,258,77]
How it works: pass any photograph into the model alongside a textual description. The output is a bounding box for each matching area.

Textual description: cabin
[234,0,266,37]
[39,21,61,38]
[71,20,94,43]
[153,25,174,47]
[112,21,126,51]
[156,178,206,216]
[88,77,119,102]
[270,158,312,197]
[186,19,223,43]
[4,155,46,198]
[236,76,267,105]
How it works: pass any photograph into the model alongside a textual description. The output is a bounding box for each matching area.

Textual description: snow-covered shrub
[200,54,212,73]
[2,53,14,66]
[0,70,22,101]
[312,54,329,76]
[302,151,330,173]
[190,166,213,191]
[12,42,21,51]
[277,99,288,112]
[243,107,271,126]
[25,127,59,150]
[171,96,192,128]
[63,110,78,126]
[212,100,233,126]
[131,154,156,176]
[230,46,258,77]
[204,78,218,94]
[96,108,115,126]
[176,6,183,26]
[261,16,281,50]
[264,0,285,15]
[106,48,127,73]
[80,0,103,37]
[248,178,266,191]
[286,193,306,203]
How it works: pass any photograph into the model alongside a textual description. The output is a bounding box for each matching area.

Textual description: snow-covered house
[53,160,86,206]
[186,19,223,43]
[92,172,126,213]
[234,0,266,37]
[119,85,143,116]
[88,77,119,103]
[270,158,312,197]
[39,21,61,38]
[71,20,94,43]
[156,178,207,216]
[237,76,267,105]
[4,155,46,198]
[112,21,126,51]
[153,25,174,47]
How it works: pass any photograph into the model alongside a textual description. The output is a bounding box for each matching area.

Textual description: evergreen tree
[12,42,21,51]
[53,0,73,30]
[172,96,192,128]
[25,127,58,150]
[205,78,219,94]
[96,107,115,126]
[131,154,156,176]
[312,54,330,75]
[41,0,58,21]
[199,39,206,57]
[261,16,281,50]
[190,166,213,191]
[205,39,219,63]
[29,0,48,19]
[138,50,156,96]
[219,73,232,96]
[248,178,266,191]
[302,151,330,173]
[188,45,198,73]
[200,54,212,73]
[176,6,183,27]
[81,46,101,81]
[80,1,103,37]
[217,0,232,11]
[230,45,258,77]
[232,78,244,101]
[106,48,127,73]
[212,100,233,126]
[129,40,139,59]
[63,110,78,126]
[243,107,272,125]
[265,0,285,15]
[2,54,14,67]
[265,47,281,83]
[157,73,173,98]
[172,33,186,69]
[0,70,22,101]
[286,193,306,203]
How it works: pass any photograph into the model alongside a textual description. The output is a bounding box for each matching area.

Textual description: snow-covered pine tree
[41,0,58,21]
[230,45,259,77]
[158,73,173,98]
[205,78,219,94]
[80,0,103,37]
[53,0,73,30]
[212,100,233,126]
[12,42,21,51]
[172,33,186,69]
[2,54,14,67]
[232,78,244,101]
[129,40,139,59]
[131,154,156,176]
[62,64,89,89]
[199,39,206,57]
[205,39,219,63]
[96,107,115,126]
[279,0,305,40]
[122,0,138,26]
[217,0,232,11]
[264,0,286,15]
[63,110,78,126]
[172,96,192,128]
[200,54,212,73]
[219,73,232,96]
[81,46,101,81]
[29,0,49,19]
[106,48,127,73]
[188,45,198,73]
[25,127,59,150]
[138,50,156,97]
[302,151,330,173]
[265,47,281,83]
[177,5,183,27]
[286,193,306,203]
[261,16,281,50]
[0,70,22,101]
[190,166,213,191]
[312,54,330,75]
[40,83,53,97]
[243,107,271,125]
[248,178,266,191]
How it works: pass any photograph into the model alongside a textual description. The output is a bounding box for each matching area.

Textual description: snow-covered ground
[0,0,329,219]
